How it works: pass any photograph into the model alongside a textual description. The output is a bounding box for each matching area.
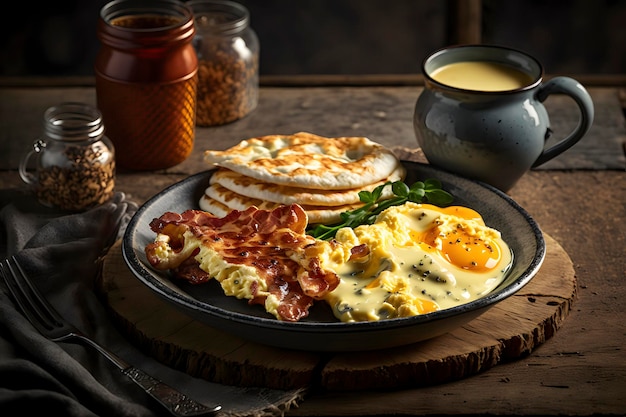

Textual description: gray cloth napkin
[0,190,305,417]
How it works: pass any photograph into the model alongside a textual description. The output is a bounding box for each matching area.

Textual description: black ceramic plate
[122,161,545,352]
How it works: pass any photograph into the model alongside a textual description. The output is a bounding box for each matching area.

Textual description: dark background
[1,0,625,78]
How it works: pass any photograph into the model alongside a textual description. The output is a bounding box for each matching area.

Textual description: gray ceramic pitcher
[414,45,594,191]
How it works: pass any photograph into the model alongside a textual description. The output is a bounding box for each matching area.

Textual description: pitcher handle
[19,140,45,185]
[532,76,594,167]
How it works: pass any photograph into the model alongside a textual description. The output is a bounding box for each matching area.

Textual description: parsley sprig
[307,179,454,240]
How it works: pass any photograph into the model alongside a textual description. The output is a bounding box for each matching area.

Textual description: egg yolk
[435,228,501,271]
[411,205,502,272]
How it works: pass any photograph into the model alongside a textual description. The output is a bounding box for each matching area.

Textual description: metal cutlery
[0,255,221,417]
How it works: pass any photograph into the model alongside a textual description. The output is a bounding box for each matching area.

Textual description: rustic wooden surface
[1,86,624,172]
[98,234,575,392]
[0,83,624,416]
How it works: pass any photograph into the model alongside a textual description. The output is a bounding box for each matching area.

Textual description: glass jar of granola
[188,0,259,126]
[19,103,116,211]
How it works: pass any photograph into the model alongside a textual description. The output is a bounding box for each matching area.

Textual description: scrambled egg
[148,202,512,323]
[152,229,274,302]
[318,202,513,322]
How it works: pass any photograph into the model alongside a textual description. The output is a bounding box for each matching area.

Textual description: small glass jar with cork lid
[188,0,259,126]
[19,102,116,211]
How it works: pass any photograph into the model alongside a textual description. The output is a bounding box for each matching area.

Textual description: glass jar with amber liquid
[95,0,198,170]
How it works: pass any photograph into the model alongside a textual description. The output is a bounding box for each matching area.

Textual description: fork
[0,255,221,417]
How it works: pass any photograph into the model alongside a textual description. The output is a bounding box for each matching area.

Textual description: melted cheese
[320,202,513,322]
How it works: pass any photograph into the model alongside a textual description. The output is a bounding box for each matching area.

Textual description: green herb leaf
[425,189,455,205]
[391,181,410,198]
[357,190,375,203]
[307,178,453,240]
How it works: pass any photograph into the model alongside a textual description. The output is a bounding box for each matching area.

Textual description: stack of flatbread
[200,132,406,224]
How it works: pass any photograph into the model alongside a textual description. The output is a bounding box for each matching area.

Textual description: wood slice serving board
[97,233,576,392]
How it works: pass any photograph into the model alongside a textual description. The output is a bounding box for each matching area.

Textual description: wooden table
[1,78,625,416]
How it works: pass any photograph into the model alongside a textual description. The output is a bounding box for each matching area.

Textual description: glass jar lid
[188,0,250,35]
[44,102,105,142]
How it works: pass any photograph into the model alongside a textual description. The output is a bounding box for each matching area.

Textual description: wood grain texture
[1,83,624,415]
[97,234,575,392]
[1,87,624,172]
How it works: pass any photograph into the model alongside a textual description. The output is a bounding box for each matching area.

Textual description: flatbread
[199,184,362,224]
[198,194,231,218]
[203,132,400,190]
[209,164,406,206]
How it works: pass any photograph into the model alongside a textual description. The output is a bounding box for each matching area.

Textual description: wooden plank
[452,0,483,44]
[0,80,624,416]
[1,152,624,415]
[1,86,624,174]
[1,74,625,88]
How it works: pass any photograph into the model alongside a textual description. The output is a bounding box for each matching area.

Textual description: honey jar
[19,103,116,211]
[95,0,198,170]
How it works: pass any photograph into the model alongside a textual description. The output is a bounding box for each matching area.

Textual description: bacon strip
[145,204,339,321]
